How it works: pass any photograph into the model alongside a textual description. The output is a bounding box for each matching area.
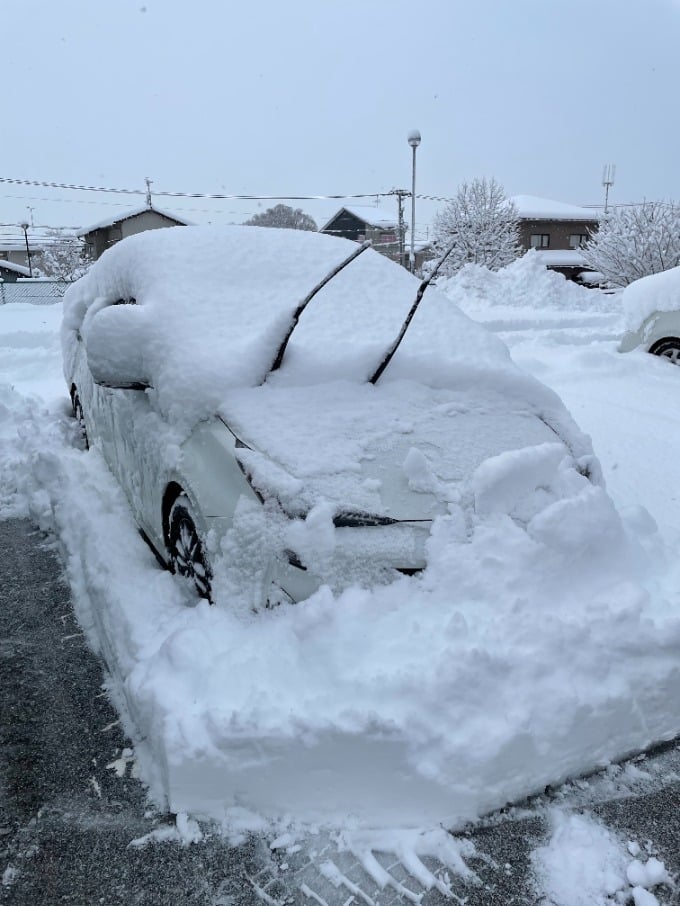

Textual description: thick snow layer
[3,252,680,839]
[621,265,680,331]
[224,381,569,518]
[63,226,579,435]
[510,194,600,221]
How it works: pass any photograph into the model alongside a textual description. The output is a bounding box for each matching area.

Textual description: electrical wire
[0,175,397,202]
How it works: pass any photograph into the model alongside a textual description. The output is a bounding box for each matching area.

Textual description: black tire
[649,337,680,365]
[71,392,90,449]
[168,495,212,603]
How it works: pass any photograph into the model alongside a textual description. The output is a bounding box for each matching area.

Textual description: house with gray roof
[78,204,189,260]
[320,205,432,270]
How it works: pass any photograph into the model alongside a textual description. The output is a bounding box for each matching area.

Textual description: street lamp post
[20,222,33,277]
[407,129,421,273]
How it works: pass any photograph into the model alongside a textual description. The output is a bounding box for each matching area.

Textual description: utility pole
[388,188,409,268]
[145,177,153,209]
[602,164,615,214]
[407,129,421,273]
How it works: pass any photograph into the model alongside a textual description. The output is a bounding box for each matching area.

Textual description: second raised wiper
[368,238,459,385]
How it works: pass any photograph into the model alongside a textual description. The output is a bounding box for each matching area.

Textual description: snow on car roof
[62,225,593,461]
[621,265,680,330]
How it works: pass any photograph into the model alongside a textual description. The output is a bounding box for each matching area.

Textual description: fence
[0,280,67,305]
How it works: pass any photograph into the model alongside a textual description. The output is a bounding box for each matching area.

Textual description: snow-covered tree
[244,204,317,231]
[582,201,680,287]
[432,177,521,275]
[35,230,92,282]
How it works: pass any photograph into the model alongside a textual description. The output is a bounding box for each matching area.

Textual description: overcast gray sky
[2,0,679,240]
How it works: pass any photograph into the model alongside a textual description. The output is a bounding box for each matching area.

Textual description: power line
[0,175,393,203]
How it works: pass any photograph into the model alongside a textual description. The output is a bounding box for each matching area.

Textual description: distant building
[511,195,600,281]
[0,246,32,270]
[0,259,31,282]
[78,204,189,260]
[320,205,433,271]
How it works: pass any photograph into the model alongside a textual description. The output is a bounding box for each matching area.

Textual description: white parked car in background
[619,265,680,362]
[62,225,603,607]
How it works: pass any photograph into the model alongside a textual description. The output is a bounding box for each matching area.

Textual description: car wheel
[168,494,213,603]
[649,337,680,365]
[71,392,90,449]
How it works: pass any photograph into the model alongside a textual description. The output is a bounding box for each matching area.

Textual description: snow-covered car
[62,225,601,607]
[619,266,680,362]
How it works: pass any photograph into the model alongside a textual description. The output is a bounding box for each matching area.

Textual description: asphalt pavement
[1,518,678,905]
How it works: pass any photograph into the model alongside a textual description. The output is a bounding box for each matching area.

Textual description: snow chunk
[531,811,629,905]
[532,811,672,906]
[626,857,671,889]
[471,441,566,516]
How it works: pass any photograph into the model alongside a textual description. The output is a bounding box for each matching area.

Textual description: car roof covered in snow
[62,225,593,462]
[621,265,680,330]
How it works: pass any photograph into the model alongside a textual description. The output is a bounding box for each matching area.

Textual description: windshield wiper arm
[262,240,372,381]
[332,510,431,527]
[368,239,458,385]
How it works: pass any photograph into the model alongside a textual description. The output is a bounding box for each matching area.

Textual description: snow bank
[621,265,680,331]
[437,250,615,315]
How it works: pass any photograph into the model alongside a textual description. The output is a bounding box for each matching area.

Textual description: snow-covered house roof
[510,196,600,222]
[0,259,31,277]
[320,205,398,232]
[78,204,190,236]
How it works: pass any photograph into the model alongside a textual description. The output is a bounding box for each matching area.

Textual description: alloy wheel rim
[173,517,210,596]
[660,347,680,364]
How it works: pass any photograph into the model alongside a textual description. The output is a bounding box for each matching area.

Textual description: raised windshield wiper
[333,510,430,527]
[368,239,458,385]
[262,240,372,380]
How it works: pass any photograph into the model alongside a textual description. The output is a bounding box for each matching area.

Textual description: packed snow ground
[1,252,679,902]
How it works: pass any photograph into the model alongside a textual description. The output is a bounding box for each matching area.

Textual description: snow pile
[621,265,680,331]
[437,250,616,315]
[531,810,673,906]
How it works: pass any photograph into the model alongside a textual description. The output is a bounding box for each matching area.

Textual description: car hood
[220,380,566,521]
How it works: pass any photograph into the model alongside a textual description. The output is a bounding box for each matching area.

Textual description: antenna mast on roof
[602,164,615,214]
[145,176,153,209]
